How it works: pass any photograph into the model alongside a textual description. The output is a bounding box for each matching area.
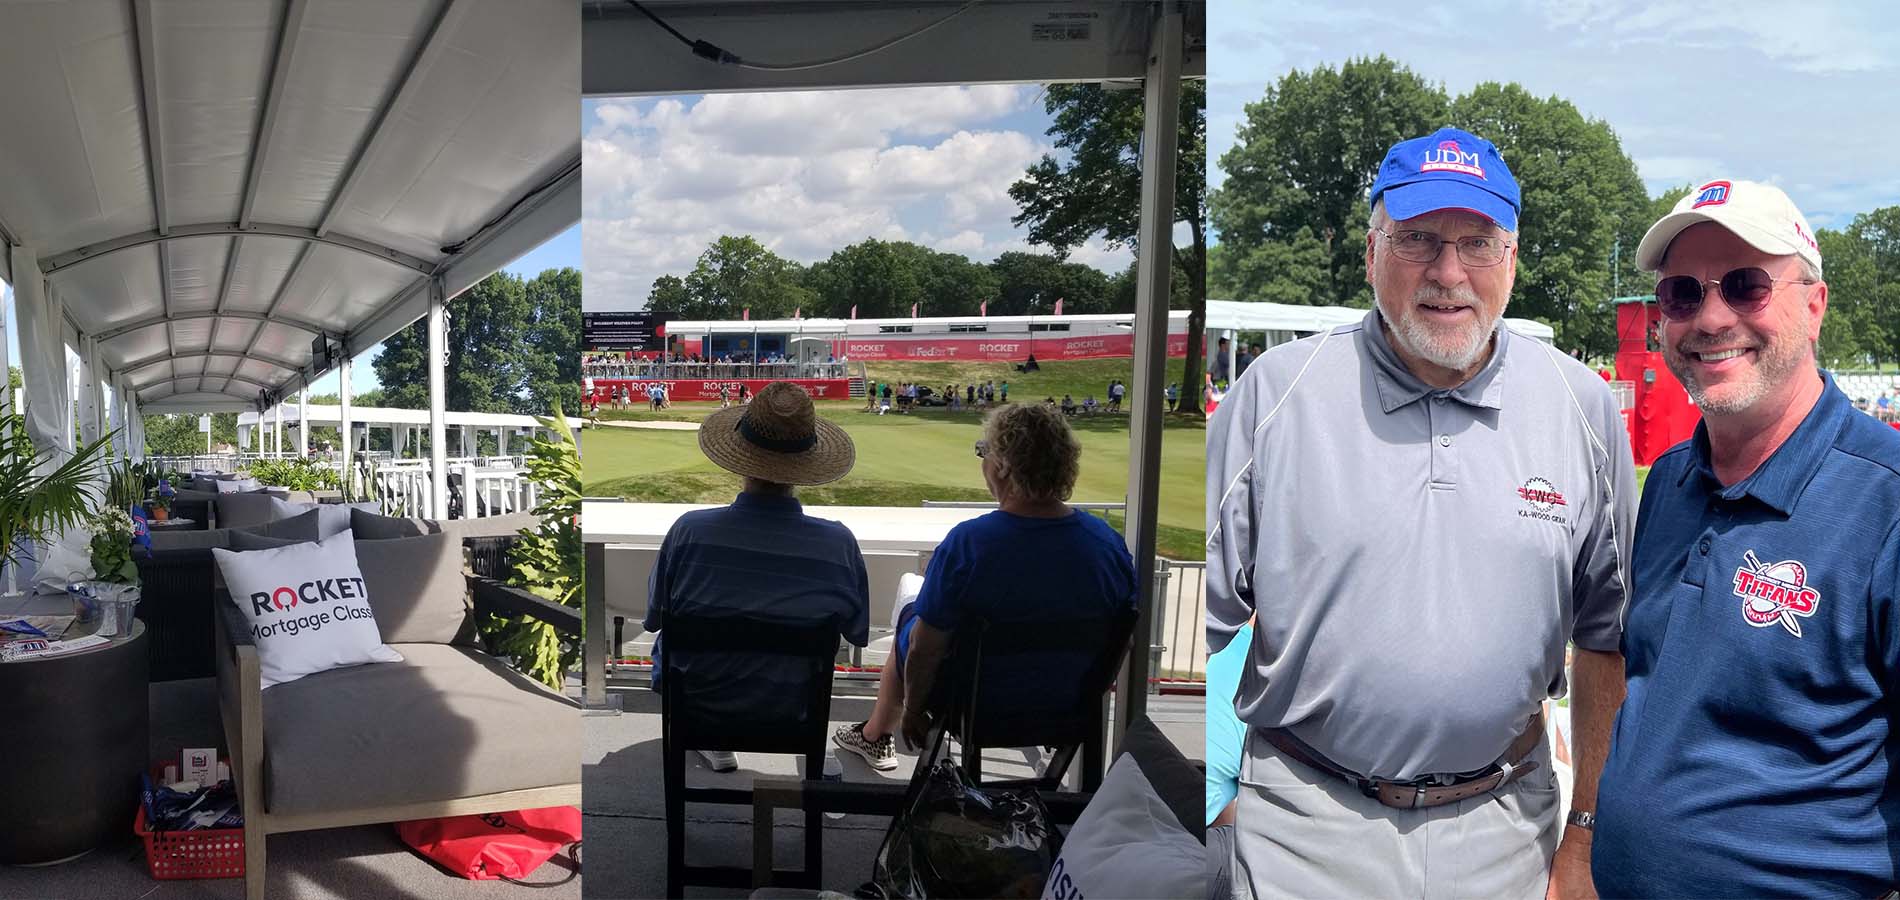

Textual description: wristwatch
[1567,809,1596,831]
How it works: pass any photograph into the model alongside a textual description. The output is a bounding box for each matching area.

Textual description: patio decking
[0,678,581,900]
[581,682,1205,899]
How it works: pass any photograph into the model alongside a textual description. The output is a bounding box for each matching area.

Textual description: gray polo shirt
[1206,309,1635,781]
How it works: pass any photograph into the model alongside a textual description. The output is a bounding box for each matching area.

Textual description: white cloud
[584,87,1132,312]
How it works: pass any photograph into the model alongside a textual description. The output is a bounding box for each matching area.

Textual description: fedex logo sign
[1420,140,1485,178]
[1692,181,1731,209]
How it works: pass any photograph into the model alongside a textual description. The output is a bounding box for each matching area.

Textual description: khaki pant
[1231,728,1559,900]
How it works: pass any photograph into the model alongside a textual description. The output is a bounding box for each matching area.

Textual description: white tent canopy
[2,0,579,512]
[1208,299,1557,342]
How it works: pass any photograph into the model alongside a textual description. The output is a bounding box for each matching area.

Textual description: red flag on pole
[980,300,987,317]
[850,305,857,319]
[742,308,750,321]
[911,303,918,318]
[1054,298,1064,316]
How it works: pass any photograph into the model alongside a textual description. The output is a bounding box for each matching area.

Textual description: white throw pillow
[213,533,402,688]
[1041,754,1203,900]
[214,478,261,493]
[267,498,380,539]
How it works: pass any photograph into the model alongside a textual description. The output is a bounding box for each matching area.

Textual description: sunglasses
[1654,267,1817,321]
[973,439,989,459]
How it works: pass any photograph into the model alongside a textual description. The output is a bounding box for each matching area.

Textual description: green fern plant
[482,410,581,689]
[0,414,116,574]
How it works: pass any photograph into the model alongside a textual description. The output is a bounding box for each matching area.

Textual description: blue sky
[5,223,579,401]
[1208,0,1900,234]
[582,87,1135,312]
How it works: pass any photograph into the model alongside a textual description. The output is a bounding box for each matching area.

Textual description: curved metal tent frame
[578,0,1207,743]
[0,0,580,517]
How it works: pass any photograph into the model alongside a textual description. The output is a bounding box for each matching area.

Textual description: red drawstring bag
[397,806,582,881]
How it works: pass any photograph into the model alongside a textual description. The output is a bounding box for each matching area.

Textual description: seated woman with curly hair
[832,403,1137,769]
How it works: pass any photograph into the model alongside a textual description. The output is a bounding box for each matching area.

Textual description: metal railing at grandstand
[583,360,850,381]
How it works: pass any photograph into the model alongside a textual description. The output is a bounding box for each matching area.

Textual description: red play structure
[1613,296,1701,466]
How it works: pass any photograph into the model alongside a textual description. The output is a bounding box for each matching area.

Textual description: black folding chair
[658,613,841,896]
[926,607,1139,792]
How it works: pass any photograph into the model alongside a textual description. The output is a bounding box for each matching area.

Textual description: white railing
[367,458,536,519]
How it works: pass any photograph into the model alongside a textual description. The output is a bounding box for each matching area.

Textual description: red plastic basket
[133,765,245,880]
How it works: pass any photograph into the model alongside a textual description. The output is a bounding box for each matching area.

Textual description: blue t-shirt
[906,510,1136,713]
[1205,623,1252,825]
[1594,373,1900,897]
[646,492,869,720]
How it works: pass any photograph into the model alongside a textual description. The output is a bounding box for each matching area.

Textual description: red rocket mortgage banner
[835,332,1189,361]
[588,379,852,403]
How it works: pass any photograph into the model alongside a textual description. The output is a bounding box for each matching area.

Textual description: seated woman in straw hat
[644,381,870,773]
[833,403,1137,770]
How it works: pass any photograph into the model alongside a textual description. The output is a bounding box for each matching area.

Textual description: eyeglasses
[1377,228,1512,267]
[1653,267,1817,321]
[973,439,988,459]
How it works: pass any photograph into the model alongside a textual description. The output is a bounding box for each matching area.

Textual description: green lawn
[583,398,1207,560]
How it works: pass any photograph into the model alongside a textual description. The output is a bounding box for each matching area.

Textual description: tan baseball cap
[1636,179,1822,277]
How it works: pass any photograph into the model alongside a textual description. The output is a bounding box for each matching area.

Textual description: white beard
[1378,283,1500,373]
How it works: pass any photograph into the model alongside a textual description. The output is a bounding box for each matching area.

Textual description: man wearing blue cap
[1207,127,1635,898]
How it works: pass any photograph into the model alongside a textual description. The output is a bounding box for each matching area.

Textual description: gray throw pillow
[216,492,284,530]
[230,531,309,551]
[254,508,323,542]
[349,507,435,539]
[353,532,471,644]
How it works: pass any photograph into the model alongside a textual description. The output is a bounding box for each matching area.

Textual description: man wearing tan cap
[644,381,870,772]
[1593,181,1900,896]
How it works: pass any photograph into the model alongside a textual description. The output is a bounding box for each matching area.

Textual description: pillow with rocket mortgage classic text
[212,534,402,688]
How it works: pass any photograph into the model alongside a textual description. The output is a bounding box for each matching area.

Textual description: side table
[0,611,149,865]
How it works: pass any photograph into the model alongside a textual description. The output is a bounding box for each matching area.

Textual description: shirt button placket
[1429,396,1456,489]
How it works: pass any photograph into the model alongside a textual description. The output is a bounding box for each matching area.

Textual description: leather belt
[1260,711,1543,810]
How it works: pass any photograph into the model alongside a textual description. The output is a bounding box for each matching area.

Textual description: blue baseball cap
[1369,127,1521,232]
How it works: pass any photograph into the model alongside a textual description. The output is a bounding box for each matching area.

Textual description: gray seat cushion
[260,643,578,817]
[356,532,473,644]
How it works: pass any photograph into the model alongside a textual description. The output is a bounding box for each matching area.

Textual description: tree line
[1210,56,1897,367]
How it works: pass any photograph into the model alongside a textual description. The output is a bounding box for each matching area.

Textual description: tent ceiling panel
[55,245,165,333]
[219,235,306,315]
[161,236,233,314]
[250,0,444,229]
[169,317,219,351]
[101,325,172,366]
[283,243,423,330]
[325,0,580,260]
[0,4,152,253]
[155,0,280,226]
[4,0,580,410]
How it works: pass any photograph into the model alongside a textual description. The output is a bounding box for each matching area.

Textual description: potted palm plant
[0,413,114,594]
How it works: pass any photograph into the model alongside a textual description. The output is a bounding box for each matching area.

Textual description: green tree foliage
[374,268,581,417]
[142,412,238,456]
[987,251,1113,315]
[1815,207,1900,368]
[803,239,1001,319]
[1010,81,1209,413]
[678,235,813,320]
[1211,57,1669,360]
[484,409,582,689]
[1212,56,1447,308]
[646,273,690,313]
[1450,83,1650,356]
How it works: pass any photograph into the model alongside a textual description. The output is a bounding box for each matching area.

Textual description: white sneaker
[696,750,737,772]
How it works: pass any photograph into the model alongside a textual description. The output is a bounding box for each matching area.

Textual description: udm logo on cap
[1420,140,1485,178]
[1692,180,1732,209]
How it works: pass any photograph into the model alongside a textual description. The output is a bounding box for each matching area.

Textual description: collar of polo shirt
[1363,308,1510,413]
[1676,369,1844,513]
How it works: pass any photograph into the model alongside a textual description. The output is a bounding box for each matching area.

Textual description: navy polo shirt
[1594,372,1900,897]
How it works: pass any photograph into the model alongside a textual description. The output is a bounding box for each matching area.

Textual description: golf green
[582,403,1207,561]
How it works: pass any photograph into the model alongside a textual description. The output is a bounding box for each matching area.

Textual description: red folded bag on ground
[397,806,582,881]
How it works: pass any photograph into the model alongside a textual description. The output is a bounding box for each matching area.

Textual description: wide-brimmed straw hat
[699,381,855,485]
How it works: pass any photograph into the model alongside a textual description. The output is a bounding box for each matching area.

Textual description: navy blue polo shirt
[1594,372,1900,897]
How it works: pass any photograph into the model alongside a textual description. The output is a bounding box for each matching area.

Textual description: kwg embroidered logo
[1692,180,1731,209]
[1516,477,1568,524]
[1733,551,1820,637]
[1420,140,1485,178]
